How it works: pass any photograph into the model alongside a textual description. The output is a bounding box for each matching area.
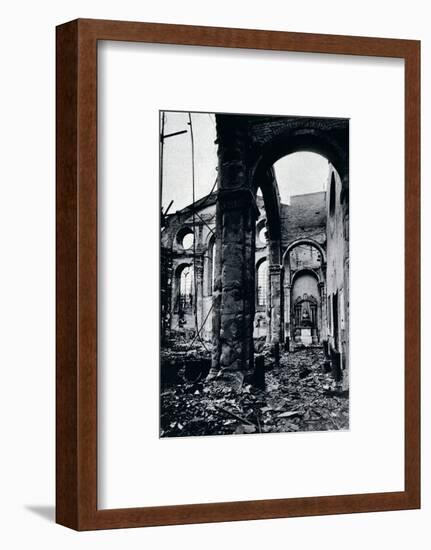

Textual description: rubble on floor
[160,347,349,438]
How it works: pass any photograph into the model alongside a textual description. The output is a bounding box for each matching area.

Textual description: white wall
[0,0,428,548]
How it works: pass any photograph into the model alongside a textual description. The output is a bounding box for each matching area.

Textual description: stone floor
[160,346,349,438]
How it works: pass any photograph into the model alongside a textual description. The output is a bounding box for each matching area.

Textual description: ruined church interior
[160,112,349,437]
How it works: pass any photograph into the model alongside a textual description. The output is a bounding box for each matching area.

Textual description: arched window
[176,226,195,249]
[182,232,194,249]
[178,265,194,311]
[256,219,268,246]
[291,271,319,330]
[294,295,317,328]
[256,259,268,307]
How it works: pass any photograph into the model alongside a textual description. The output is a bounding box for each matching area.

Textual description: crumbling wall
[281,192,327,248]
[325,165,349,382]
[162,189,330,348]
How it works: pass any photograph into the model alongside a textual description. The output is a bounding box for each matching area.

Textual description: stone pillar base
[271,342,280,366]
[206,368,244,391]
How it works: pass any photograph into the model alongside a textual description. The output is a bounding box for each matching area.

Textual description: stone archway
[282,238,327,265]
[255,168,283,358]
[209,114,348,384]
[290,269,321,345]
[282,239,328,346]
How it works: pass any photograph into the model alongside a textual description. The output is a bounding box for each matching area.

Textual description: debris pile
[160,347,349,438]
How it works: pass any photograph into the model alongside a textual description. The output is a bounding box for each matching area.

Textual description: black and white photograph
[0,0,424,542]
[160,110,349,438]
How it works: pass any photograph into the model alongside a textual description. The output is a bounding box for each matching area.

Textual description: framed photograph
[56,19,420,530]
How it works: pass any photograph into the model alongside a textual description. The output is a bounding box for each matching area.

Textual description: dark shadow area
[25,505,55,523]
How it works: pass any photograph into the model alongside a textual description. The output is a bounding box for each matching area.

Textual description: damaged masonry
[160,111,349,438]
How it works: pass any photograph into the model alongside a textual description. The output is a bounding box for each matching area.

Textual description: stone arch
[255,256,268,269]
[174,261,192,275]
[249,117,346,354]
[256,218,268,247]
[253,177,283,353]
[253,167,282,248]
[203,226,216,247]
[210,114,348,382]
[255,256,268,306]
[173,262,193,311]
[249,117,349,193]
[290,269,321,345]
[283,241,327,347]
[291,267,321,285]
[282,238,327,266]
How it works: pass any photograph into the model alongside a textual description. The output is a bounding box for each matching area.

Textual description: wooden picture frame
[56,18,420,530]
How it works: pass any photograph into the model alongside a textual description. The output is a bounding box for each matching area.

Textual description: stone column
[269,264,282,359]
[161,250,173,344]
[214,188,258,386]
[316,297,322,343]
[194,255,204,333]
[208,115,258,387]
[210,205,222,374]
[311,305,319,344]
[266,238,281,346]
[283,280,291,346]
[169,266,178,332]
[265,264,272,345]
[318,280,327,341]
